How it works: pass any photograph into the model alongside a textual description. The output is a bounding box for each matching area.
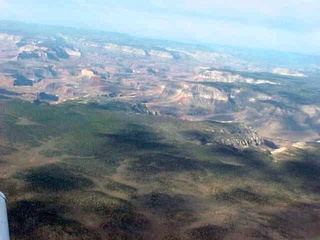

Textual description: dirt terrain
[0,22,319,239]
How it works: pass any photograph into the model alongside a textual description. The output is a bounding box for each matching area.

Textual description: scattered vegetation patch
[0,145,18,156]
[138,192,197,225]
[59,190,128,213]
[0,99,319,239]
[89,100,150,114]
[39,149,63,158]
[69,192,152,239]
[61,158,116,177]
[214,187,269,205]
[188,225,228,240]
[140,192,188,210]
[104,180,137,195]
[267,203,320,239]
[9,200,100,240]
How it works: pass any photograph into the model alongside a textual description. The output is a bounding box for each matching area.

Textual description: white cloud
[0,0,8,9]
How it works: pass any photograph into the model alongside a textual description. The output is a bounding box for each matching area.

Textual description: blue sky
[0,0,319,54]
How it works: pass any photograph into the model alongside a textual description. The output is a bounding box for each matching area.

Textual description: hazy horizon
[0,0,319,55]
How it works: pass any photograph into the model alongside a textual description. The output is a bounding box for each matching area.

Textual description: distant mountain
[0,20,319,144]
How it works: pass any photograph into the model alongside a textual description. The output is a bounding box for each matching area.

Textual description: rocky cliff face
[180,122,263,149]
[148,49,174,59]
[17,46,78,61]
[153,82,229,103]
[143,82,233,116]
[221,123,263,147]
[105,43,146,55]
[194,68,278,85]
[272,68,306,77]
[14,37,81,61]
[104,43,186,59]
[64,47,82,57]
[81,69,96,78]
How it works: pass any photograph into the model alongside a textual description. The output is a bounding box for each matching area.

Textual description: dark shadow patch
[214,187,269,205]
[264,139,279,149]
[100,207,150,240]
[35,92,59,104]
[237,149,270,169]
[210,162,246,176]
[137,193,197,226]
[130,153,244,177]
[212,147,272,171]
[188,225,228,240]
[139,193,188,211]
[162,235,182,240]
[237,150,285,183]
[9,200,101,239]
[18,164,94,192]
[212,147,286,184]
[89,101,150,114]
[13,74,33,86]
[96,124,172,153]
[60,189,150,239]
[284,160,320,193]
[0,145,18,156]
[267,203,320,239]
[238,229,273,240]
[180,130,212,144]
[155,106,181,117]
[0,88,21,96]
[279,148,320,193]
[0,179,20,197]
[211,145,241,156]
[285,161,320,181]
